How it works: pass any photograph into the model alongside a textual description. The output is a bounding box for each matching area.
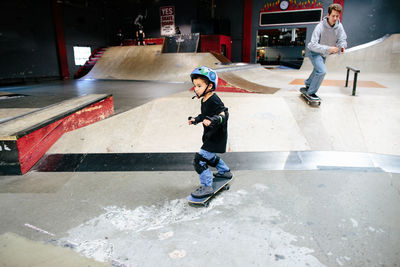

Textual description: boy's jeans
[305,51,326,95]
[198,149,230,187]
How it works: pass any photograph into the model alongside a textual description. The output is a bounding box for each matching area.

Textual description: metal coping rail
[345,66,360,96]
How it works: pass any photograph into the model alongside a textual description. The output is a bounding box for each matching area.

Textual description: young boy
[302,3,347,100]
[188,66,233,198]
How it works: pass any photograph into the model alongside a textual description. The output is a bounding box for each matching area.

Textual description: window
[73,46,91,65]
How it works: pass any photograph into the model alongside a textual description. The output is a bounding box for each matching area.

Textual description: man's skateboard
[187,177,233,207]
[300,87,321,106]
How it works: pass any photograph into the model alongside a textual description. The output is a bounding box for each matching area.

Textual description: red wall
[334,0,345,21]
[122,38,164,46]
[52,0,69,79]
[145,38,165,45]
[242,0,253,63]
[200,35,232,60]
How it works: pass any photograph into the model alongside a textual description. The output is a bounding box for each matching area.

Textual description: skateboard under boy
[300,87,321,106]
[187,177,233,207]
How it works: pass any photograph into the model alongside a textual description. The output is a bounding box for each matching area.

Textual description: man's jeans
[198,149,230,187]
[305,51,326,95]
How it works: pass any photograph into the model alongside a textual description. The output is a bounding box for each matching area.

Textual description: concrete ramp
[218,65,297,93]
[48,88,400,156]
[218,71,279,94]
[301,34,400,73]
[85,45,225,82]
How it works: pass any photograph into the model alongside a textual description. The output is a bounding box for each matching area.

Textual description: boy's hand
[203,119,211,127]
[188,117,196,125]
[329,46,339,54]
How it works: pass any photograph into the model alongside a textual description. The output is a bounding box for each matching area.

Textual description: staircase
[74,47,107,79]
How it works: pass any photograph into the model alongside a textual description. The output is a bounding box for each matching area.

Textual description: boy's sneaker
[213,171,233,179]
[191,186,214,198]
[307,93,320,101]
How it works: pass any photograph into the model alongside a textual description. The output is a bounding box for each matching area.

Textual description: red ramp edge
[7,96,114,175]
[190,78,256,94]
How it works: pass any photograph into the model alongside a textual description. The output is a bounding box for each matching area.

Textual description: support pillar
[242,0,252,63]
[52,0,69,79]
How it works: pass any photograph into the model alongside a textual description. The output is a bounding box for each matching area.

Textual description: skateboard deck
[300,88,321,106]
[187,177,233,207]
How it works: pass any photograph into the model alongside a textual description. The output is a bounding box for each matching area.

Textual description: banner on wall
[261,0,323,12]
[160,6,175,36]
[259,0,323,26]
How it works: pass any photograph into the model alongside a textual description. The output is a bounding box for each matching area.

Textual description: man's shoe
[300,87,309,94]
[307,93,320,101]
[213,171,233,179]
[191,186,214,198]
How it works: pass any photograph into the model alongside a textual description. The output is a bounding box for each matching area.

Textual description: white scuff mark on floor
[100,197,229,232]
[75,239,114,262]
[168,249,186,259]
[350,218,358,227]
[265,229,324,267]
[60,196,232,263]
[336,256,351,266]
[336,257,344,266]
[252,183,270,191]
[60,188,325,266]
[158,231,174,241]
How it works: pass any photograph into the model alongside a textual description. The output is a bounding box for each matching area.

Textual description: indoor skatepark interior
[1,3,400,266]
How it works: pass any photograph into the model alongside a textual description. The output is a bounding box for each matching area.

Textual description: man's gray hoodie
[307,16,347,57]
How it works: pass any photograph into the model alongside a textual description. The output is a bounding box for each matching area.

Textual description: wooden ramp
[83,45,283,94]
[0,94,114,175]
[218,72,280,94]
[84,45,227,82]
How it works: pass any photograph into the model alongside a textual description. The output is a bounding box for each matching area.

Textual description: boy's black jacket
[194,93,228,153]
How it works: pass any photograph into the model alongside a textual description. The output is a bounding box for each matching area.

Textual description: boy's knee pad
[193,153,208,174]
[208,155,220,167]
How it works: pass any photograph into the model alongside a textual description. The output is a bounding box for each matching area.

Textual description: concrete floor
[0,170,399,266]
[44,75,400,155]
[0,79,190,115]
[1,76,400,266]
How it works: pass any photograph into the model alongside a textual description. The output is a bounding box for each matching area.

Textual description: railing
[345,66,360,96]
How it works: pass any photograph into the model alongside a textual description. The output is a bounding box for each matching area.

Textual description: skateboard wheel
[224,184,230,190]
[204,202,210,207]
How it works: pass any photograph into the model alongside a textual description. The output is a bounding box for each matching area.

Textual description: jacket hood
[322,16,341,29]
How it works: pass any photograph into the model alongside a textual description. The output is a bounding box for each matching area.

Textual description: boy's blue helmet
[190,66,218,89]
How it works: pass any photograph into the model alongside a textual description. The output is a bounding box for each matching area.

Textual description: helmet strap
[192,81,211,99]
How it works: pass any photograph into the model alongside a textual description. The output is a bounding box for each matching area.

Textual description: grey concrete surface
[0,170,399,266]
[0,232,107,267]
[0,94,109,136]
[47,88,400,155]
[0,79,190,114]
